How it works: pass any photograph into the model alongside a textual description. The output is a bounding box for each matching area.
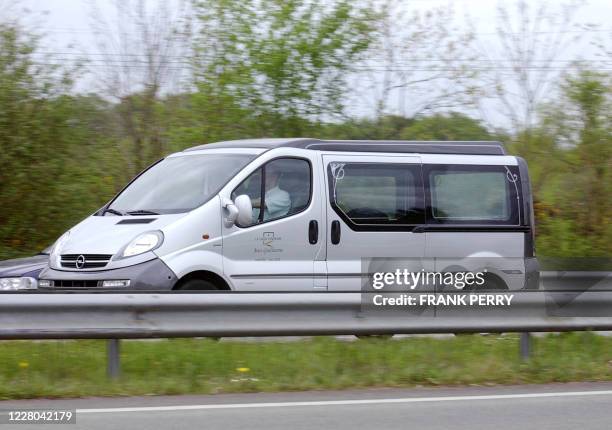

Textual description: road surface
[1,382,612,429]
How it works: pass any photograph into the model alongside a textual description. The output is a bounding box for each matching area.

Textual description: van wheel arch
[173,271,231,291]
[438,266,508,291]
[478,272,508,291]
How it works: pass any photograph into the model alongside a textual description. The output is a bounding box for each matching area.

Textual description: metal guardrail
[1,270,610,377]
[1,291,612,339]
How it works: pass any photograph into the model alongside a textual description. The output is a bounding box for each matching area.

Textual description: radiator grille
[60,254,113,269]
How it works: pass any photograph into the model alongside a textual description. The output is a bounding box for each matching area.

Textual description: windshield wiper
[126,209,160,215]
[102,208,125,216]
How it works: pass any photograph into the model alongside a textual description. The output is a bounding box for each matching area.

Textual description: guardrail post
[107,339,121,379]
[519,332,531,361]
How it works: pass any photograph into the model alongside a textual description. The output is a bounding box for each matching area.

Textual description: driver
[251,166,291,221]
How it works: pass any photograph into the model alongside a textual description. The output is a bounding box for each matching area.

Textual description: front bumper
[38,258,178,291]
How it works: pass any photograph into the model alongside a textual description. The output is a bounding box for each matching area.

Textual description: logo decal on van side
[254,232,283,258]
[262,232,276,247]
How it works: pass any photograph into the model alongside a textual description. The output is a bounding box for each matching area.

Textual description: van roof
[184,138,506,156]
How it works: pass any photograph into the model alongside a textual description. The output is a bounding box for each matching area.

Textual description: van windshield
[106,153,256,215]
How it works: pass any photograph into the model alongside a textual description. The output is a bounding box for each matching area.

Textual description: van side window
[426,165,521,225]
[328,163,424,230]
[232,158,311,227]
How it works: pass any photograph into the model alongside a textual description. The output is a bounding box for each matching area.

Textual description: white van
[39,139,539,291]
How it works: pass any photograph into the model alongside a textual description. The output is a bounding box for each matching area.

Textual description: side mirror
[234,194,253,226]
[222,198,238,228]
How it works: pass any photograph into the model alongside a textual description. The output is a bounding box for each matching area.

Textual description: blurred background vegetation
[0,0,610,259]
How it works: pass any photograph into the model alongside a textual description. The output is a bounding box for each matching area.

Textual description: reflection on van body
[38,139,538,292]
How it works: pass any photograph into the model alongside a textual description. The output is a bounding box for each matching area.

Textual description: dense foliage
[0,3,610,259]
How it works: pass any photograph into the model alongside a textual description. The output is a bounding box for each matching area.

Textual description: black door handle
[331,220,341,245]
[308,220,318,244]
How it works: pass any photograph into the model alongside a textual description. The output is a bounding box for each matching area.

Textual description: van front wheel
[175,278,221,340]
[176,279,219,291]
[356,335,393,340]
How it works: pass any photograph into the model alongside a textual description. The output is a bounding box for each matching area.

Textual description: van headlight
[118,231,164,258]
[0,277,38,290]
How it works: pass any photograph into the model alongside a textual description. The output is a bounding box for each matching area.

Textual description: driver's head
[266,166,281,191]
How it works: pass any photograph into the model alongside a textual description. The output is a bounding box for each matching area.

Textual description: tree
[90,0,189,176]
[355,0,480,119]
[535,70,611,256]
[318,115,414,140]
[189,0,374,137]
[0,23,109,258]
[475,0,588,131]
[400,113,498,141]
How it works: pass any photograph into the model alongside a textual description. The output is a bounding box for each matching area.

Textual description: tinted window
[427,165,520,224]
[328,163,423,227]
[232,158,311,227]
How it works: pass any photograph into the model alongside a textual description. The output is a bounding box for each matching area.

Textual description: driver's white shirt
[252,186,291,221]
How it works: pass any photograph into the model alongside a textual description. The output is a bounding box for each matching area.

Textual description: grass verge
[1,333,611,399]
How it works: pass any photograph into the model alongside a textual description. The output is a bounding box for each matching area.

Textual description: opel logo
[75,255,86,269]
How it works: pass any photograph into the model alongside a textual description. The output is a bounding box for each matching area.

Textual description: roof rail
[302,140,506,155]
[186,139,506,156]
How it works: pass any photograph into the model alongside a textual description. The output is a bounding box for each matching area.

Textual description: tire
[454,276,506,336]
[176,279,221,340]
[176,279,219,291]
[462,274,507,292]
[481,275,507,291]
[356,335,394,340]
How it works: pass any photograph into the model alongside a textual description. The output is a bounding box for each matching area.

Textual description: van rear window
[427,165,521,224]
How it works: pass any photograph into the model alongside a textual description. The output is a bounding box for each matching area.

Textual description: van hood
[59,214,186,256]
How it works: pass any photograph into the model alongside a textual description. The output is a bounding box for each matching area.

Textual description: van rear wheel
[455,276,507,336]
